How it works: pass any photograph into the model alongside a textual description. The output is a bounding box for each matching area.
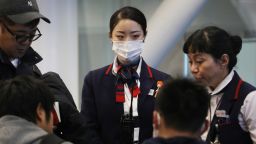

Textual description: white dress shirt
[112,56,142,142]
[11,58,19,68]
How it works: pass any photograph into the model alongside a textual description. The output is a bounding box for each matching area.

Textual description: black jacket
[0,47,86,144]
[0,48,42,80]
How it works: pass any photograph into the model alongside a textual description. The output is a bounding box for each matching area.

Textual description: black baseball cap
[0,0,50,24]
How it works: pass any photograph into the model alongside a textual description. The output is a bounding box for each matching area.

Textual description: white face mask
[112,40,144,63]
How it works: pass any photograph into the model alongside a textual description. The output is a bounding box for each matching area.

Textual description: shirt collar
[0,47,42,65]
[112,56,142,77]
[10,58,19,68]
[208,70,234,95]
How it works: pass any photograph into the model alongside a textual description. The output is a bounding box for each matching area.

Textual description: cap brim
[7,11,50,24]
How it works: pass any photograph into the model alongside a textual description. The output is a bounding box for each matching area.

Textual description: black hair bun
[230,35,242,55]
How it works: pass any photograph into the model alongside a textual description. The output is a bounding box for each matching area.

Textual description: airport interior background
[33,0,256,110]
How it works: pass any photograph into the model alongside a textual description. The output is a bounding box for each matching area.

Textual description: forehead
[188,52,212,59]
[113,19,143,33]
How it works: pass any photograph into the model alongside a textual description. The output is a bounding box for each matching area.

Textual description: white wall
[236,40,256,86]
[32,0,79,107]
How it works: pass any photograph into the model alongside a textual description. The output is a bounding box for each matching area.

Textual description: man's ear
[36,103,44,123]
[200,119,209,135]
[153,110,161,129]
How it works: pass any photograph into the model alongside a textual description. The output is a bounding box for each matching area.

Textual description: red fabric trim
[116,95,125,103]
[234,79,243,100]
[132,86,141,97]
[147,65,153,78]
[105,64,113,75]
[52,110,59,125]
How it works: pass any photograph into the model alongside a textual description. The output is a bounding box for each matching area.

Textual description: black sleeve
[80,72,104,144]
[41,72,87,144]
[55,100,87,144]
[41,72,76,107]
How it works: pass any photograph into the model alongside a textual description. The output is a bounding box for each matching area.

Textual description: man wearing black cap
[0,0,50,73]
[0,0,86,144]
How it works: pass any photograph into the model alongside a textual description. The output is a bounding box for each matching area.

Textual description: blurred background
[33,0,256,110]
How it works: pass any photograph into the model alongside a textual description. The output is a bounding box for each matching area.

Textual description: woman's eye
[116,35,124,39]
[133,35,139,38]
[196,60,203,64]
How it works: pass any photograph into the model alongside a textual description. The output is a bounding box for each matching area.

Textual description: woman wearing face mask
[80,6,171,144]
[183,26,256,144]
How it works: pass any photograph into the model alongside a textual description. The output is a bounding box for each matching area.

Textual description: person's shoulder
[242,81,256,92]
[35,133,74,144]
[84,64,113,79]
[234,71,255,91]
[91,64,112,74]
[142,60,171,79]
[143,137,207,144]
[148,66,171,80]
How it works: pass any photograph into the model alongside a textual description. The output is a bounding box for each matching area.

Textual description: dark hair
[0,75,54,123]
[156,78,210,133]
[183,26,242,72]
[109,6,147,36]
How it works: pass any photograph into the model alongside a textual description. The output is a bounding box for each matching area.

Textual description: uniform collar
[208,70,234,95]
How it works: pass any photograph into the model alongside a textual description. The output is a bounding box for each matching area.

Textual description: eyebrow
[115,31,125,34]
[115,30,142,34]
[130,31,142,35]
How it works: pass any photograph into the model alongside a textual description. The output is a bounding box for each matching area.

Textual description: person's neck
[209,69,229,90]
[158,127,198,139]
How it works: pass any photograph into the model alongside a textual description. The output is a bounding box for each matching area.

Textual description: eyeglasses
[2,23,42,43]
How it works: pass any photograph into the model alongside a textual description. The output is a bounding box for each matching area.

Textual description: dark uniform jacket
[0,47,86,144]
[206,71,256,144]
[81,59,171,144]
[142,137,207,144]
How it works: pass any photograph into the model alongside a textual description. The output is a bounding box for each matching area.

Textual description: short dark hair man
[143,78,210,144]
[0,76,72,144]
[0,0,86,143]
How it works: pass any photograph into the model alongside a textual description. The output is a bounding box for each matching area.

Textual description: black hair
[183,26,242,72]
[0,75,54,123]
[156,78,210,133]
[109,6,147,36]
